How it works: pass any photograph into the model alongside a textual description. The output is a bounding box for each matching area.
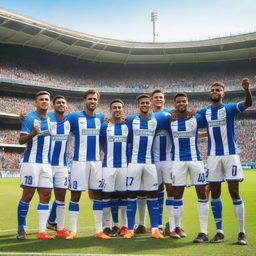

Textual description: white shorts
[102,167,127,193]
[20,162,53,189]
[126,163,158,192]
[171,161,207,186]
[155,161,173,185]
[52,166,69,189]
[69,161,102,191]
[207,155,243,182]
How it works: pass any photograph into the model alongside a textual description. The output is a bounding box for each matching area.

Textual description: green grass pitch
[0,170,256,256]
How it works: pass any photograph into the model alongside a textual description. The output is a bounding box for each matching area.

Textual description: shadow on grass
[1,234,195,254]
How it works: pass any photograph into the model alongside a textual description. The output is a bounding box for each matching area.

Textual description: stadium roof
[1,8,256,64]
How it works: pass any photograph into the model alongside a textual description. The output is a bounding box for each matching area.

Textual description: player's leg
[102,167,116,237]
[170,161,187,238]
[67,161,87,239]
[135,191,147,234]
[36,163,54,239]
[207,156,225,243]
[37,187,54,239]
[155,162,164,232]
[161,161,174,236]
[224,154,246,245]
[17,186,36,240]
[17,163,37,240]
[193,185,209,243]
[115,167,128,236]
[90,161,111,239]
[49,166,69,235]
[54,188,70,237]
[124,163,142,238]
[144,164,163,239]
[190,161,209,243]
[227,181,246,245]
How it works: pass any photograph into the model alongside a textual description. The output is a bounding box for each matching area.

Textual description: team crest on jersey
[148,118,157,130]
[187,119,196,131]
[218,108,227,119]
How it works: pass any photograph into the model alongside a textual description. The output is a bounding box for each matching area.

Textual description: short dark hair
[151,89,164,97]
[110,99,124,108]
[174,91,187,101]
[35,91,50,99]
[211,81,225,89]
[137,94,150,103]
[52,95,67,104]
[83,89,100,100]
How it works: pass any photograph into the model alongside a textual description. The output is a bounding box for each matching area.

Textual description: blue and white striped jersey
[170,114,206,161]
[127,113,170,164]
[153,109,172,162]
[100,122,128,168]
[21,111,51,164]
[198,102,245,156]
[48,112,71,166]
[67,111,104,161]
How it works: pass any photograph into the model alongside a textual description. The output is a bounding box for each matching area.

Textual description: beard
[211,97,221,103]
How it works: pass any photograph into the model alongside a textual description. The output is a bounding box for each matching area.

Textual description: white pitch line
[0,226,95,233]
[0,253,167,256]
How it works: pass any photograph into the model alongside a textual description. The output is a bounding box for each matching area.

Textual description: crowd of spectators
[1,53,256,93]
[0,148,22,171]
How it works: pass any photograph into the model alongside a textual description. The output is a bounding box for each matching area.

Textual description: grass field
[0,170,256,256]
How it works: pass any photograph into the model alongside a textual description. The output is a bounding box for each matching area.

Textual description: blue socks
[17,200,29,230]
[147,198,159,228]
[48,200,58,224]
[211,198,223,231]
[127,199,137,230]
[158,191,164,226]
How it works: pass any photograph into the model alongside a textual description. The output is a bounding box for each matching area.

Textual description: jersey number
[232,165,237,176]
[197,173,205,183]
[126,177,134,186]
[24,175,33,185]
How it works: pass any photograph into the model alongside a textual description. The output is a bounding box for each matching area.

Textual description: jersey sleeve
[66,113,75,131]
[100,123,107,137]
[155,112,171,130]
[20,113,34,134]
[196,113,207,128]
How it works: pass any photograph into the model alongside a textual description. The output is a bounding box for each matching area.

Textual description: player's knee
[21,193,34,203]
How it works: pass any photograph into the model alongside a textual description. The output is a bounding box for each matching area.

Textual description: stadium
[0,7,256,256]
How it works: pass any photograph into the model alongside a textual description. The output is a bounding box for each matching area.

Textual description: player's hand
[19,111,27,121]
[33,123,41,134]
[241,78,250,90]
[187,109,197,118]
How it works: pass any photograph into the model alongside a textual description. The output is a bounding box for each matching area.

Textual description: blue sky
[1,0,256,42]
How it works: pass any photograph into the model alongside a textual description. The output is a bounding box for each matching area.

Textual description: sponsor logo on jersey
[52,134,69,141]
[81,128,100,135]
[172,130,195,138]
[107,135,127,142]
[208,119,226,127]
[135,129,155,136]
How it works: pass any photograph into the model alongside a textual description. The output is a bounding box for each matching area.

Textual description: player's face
[111,102,123,120]
[53,98,67,114]
[175,96,188,112]
[138,97,151,114]
[35,94,50,112]
[210,86,224,102]
[84,93,98,111]
[151,92,165,109]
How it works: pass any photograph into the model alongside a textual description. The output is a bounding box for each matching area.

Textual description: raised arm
[241,78,253,109]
